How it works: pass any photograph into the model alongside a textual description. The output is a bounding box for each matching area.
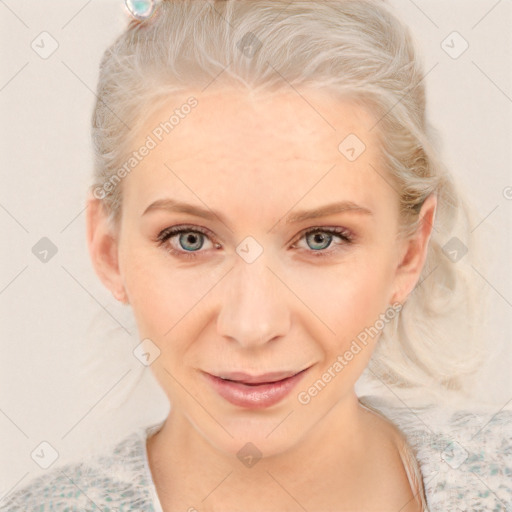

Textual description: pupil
[309,232,331,250]
[180,232,203,251]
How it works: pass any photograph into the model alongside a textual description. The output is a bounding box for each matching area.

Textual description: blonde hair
[91,0,487,400]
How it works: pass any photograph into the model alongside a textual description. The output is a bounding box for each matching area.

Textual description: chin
[187,405,312,462]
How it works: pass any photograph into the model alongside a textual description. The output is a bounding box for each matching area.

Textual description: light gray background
[1,0,511,496]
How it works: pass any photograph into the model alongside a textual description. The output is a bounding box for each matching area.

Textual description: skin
[87,85,435,511]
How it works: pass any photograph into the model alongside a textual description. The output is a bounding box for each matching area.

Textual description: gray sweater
[1,397,511,511]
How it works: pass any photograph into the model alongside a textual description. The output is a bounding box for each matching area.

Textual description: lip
[216,370,303,384]
[203,367,309,409]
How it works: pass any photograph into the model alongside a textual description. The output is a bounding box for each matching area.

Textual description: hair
[90,0,488,402]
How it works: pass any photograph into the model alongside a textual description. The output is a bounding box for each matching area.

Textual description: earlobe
[391,193,437,305]
[86,194,128,304]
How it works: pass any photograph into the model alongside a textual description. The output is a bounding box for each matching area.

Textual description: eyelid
[156,224,214,243]
[294,225,353,243]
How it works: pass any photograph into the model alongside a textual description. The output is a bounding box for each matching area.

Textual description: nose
[216,255,291,348]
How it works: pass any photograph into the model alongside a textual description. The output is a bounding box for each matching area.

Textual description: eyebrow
[285,201,373,223]
[142,198,373,226]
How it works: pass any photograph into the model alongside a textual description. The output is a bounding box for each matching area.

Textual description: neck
[146,393,368,511]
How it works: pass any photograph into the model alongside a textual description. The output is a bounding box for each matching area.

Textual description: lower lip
[204,369,308,409]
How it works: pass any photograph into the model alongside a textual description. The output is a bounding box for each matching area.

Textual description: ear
[86,193,128,304]
[390,193,437,305]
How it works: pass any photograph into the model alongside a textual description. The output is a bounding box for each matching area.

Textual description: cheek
[120,227,396,349]
[290,252,395,338]
[118,239,169,331]
[297,268,394,396]
[118,241,220,337]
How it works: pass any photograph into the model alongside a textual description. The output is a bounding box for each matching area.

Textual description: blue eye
[177,231,204,251]
[157,225,216,260]
[306,231,333,251]
[156,225,353,261]
[296,227,353,256]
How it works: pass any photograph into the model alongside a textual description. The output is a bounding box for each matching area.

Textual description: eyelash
[156,224,354,261]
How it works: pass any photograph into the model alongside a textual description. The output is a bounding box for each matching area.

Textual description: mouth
[202,367,310,409]
[217,370,306,385]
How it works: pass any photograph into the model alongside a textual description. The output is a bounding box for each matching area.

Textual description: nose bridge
[216,253,291,347]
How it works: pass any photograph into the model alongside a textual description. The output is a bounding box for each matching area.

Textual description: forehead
[124,86,390,215]
[141,86,379,165]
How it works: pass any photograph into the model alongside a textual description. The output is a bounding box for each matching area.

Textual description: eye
[292,227,354,257]
[156,225,220,260]
[156,225,354,261]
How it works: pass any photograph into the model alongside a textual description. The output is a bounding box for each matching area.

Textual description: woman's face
[90,86,430,457]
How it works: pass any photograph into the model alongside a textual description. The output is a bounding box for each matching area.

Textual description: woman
[1,0,510,511]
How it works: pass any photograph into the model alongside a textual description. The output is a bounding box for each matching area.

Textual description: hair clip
[125,0,161,21]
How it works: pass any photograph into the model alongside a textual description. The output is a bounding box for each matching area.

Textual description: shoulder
[0,426,159,512]
[361,395,512,511]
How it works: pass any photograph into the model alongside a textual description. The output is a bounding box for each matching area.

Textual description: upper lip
[211,369,307,384]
